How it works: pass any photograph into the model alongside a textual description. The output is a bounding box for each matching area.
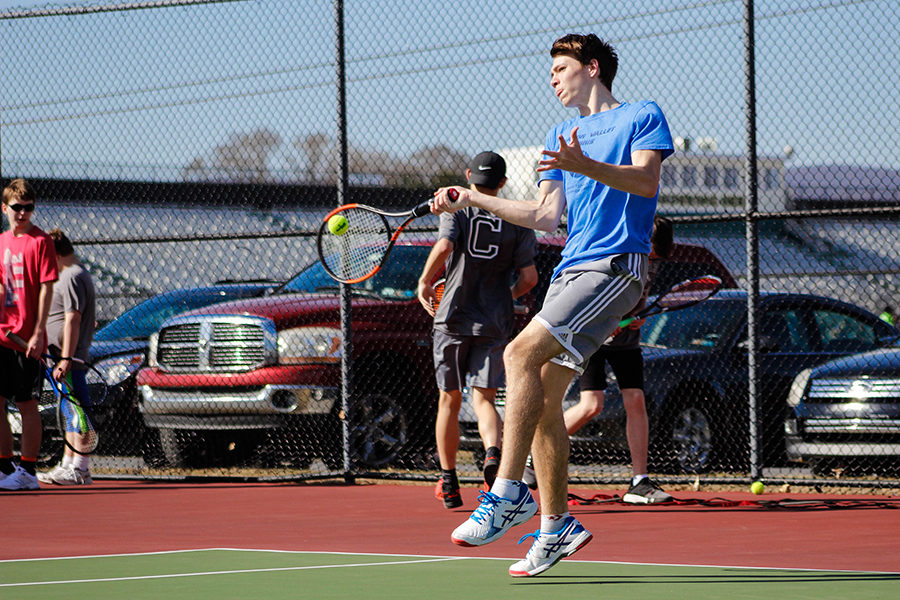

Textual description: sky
[1,0,898,181]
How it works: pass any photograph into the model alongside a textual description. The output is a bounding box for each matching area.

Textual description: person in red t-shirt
[0,179,58,491]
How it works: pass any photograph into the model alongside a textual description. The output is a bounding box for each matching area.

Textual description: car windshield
[94,287,265,341]
[641,300,744,349]
[280,245,430,300]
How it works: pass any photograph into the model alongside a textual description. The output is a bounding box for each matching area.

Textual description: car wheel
[349,390,408,468]
[667,405,715,473]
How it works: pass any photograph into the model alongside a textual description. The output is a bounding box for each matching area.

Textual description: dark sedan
[596,290,898,473]
[785,344,900,474]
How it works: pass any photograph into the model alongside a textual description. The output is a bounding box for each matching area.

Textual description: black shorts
[0,345,43,404]
[578,346,644,392]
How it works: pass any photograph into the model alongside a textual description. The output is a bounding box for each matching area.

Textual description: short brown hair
[2,178,36,206]
[550,33,618,91]
[48,228,75,257]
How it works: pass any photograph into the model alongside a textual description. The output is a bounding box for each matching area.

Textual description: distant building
[498,145,788,213]
[785,165,900,210]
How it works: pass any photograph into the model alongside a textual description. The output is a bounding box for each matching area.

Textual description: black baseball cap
[468,151,506,188]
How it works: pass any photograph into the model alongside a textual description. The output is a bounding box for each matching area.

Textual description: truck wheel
[665,404,715,473]
[350,390,407,467]
[157,428,196,468]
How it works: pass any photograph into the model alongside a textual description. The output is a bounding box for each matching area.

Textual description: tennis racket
[318,189,459,284]
[606,274,723,341]
[430,277,445,312]
[5,331,106,455]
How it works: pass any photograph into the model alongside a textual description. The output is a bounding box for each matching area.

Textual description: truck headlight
[93,353,145,386]
[278,327,342,364]
[787,368,812,408]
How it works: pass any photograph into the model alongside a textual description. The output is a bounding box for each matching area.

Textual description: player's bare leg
[622,388,649,475]
[471,387,502,450]
[450,321,560,546]
[435,389,462,470]
[494,321,565,483]
[530,361,574,515]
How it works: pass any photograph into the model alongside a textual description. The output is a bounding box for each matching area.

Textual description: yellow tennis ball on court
[750,481,764,495]
[328,214,349,236]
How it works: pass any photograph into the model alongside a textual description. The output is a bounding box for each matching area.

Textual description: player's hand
[417,281,437,317]
[431,186,468,214]
[53,359,71,382]
[537,126,589,174]
[25,330,44,359]
[626,317,646,330]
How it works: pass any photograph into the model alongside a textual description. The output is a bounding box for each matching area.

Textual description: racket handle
[412,200,433,218]
[5,330,27,349]
[617,316,635,329]
[413,188,460,218]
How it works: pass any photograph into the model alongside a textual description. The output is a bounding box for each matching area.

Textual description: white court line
[2,548,896,579]
[0,555,468,588]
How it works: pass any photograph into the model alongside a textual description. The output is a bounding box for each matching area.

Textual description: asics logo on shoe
[497,493,533,528]
[541,521,577,556]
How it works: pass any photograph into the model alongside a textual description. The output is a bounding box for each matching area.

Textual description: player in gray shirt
[418,151,538,509]
[41,228,97,486]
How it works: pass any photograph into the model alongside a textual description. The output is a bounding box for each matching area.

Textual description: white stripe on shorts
[568,273,631,334]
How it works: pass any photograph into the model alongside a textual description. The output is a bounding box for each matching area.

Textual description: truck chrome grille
[807,378,900,403]
[156,315,276,373]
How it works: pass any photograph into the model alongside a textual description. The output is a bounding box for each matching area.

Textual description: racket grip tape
[4,330,27,349]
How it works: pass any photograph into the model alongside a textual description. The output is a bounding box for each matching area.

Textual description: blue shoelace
[517,530,541,545]
[470,491,501,523]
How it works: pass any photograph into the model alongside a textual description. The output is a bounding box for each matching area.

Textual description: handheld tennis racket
[430,277,445,312]
[318,189,459,284]
[5,331,106,455]
[606,274,723,341]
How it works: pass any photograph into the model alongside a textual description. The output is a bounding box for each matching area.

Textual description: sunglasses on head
[7,203,35,213]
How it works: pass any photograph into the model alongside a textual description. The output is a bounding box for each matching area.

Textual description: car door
[752,301,819,464]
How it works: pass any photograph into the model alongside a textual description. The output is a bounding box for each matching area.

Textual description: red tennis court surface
[3,481,898,572]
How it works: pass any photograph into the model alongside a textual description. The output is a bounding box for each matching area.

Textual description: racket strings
[320,208,391,281]
[57,374,101,454]
[656,279,721,308]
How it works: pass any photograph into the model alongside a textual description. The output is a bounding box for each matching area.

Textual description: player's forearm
[33,281,54,332]
[511,265,538,300]
[577,160,660,198]
[418,239,453,285]
[467,191,562,233]
[61,311,82,359]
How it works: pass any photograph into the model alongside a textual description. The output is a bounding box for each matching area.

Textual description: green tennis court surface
[2,549,897,599]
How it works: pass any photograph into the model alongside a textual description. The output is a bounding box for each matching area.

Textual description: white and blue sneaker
[0,466,40,491]
[508,515,593,577]
[451,484,537,547]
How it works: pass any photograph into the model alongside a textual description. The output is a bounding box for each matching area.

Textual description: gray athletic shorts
[433,329,506,391]
[534,253,647,374]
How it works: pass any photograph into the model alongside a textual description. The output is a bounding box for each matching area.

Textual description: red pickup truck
[137,236,735,470]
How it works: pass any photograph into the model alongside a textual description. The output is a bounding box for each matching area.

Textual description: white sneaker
[509,515,593,577]
[37,464,68,484]
[451,483,537,547]
[49,466,92,486]
[0,466,40,491]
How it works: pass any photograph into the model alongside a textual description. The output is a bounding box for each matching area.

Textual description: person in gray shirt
[39,228,97,486]
[418,151,538,509]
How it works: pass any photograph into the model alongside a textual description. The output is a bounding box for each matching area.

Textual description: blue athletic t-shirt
[538,101,673,279]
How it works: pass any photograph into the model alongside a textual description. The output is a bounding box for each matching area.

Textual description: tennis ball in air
[328,214,349,236]
[750,481,764,495]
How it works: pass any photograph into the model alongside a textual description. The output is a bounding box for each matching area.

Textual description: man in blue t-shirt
[431,33,673,577]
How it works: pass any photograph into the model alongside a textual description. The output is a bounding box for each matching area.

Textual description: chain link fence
[2,0,898,493]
